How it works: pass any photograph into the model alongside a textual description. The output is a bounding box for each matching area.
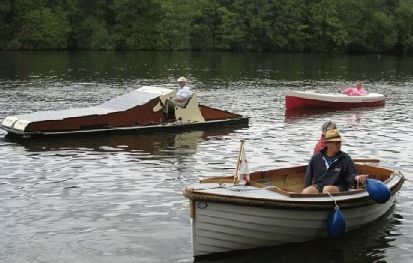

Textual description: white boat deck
[1,86,175,132]
[9,86,173,122]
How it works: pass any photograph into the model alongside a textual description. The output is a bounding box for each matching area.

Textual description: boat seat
[174,94,205,123]
[179,95,193,109]
[152,90,177,113]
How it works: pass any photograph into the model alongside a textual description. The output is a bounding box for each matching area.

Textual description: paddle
[353,158,380,163]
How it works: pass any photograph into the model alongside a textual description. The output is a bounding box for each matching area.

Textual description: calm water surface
[0,52,412,263]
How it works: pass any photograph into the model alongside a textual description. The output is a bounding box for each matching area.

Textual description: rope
[327,192,339,208]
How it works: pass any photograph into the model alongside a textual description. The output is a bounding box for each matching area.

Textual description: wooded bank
[1,0,412,53]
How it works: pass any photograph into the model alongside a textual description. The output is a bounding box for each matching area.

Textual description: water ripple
[1,69,413,263]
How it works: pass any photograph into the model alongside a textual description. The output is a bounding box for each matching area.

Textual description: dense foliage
[0,0,412,53]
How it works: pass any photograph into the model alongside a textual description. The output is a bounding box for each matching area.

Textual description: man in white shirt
[173,77,192,106]
[164,77,192,117]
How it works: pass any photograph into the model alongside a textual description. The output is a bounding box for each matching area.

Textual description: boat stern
[1,116,30,134]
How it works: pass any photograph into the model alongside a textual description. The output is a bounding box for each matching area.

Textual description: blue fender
[366,179,391,204]
[327,206,347,239]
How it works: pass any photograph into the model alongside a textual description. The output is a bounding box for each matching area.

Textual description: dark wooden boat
[1,86,248,138]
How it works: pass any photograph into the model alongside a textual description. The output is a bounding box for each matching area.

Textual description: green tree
[18,8,70,50]
[301,0,349,52]
[0,0,14,49]
[157,0,193,50]
[394,0,413,52]
[338,0,398,53]
[261,0,308,52]
[216,6,244,51]
[112,0,164,50]
[227,0,271,51]
[0,0,38,49]
[68,0,116,50]
[189,0,224,50]
[0,0,411,53]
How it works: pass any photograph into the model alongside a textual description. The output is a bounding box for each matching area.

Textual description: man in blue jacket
[302,129,368,194]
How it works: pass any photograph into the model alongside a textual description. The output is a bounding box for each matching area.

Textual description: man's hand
[355,174,369,184]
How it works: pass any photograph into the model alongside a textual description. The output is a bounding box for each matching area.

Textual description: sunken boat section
[1,86,248,138]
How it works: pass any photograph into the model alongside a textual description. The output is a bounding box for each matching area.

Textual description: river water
[0,52,412,263]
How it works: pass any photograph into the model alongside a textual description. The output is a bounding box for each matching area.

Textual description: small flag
[236,143,250,185]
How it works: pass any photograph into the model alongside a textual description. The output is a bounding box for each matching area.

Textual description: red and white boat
[1,86,248,138]
[285,91,385,111]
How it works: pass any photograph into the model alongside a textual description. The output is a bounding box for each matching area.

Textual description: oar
[353,158,380,163]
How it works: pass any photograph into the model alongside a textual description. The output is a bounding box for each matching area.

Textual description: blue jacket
[304,150,357,191]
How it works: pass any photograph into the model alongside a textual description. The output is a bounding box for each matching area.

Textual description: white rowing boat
[184,162,404,257]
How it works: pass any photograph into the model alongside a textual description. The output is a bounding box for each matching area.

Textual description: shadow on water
[195,206,402,263]
[284,106,385,123]
[2,127,244,154]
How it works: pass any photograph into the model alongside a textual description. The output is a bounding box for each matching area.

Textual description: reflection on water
[284,106,385,123]
[4,128,241,154]
[0,52,412,263]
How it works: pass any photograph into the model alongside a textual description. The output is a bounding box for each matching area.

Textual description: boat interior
[200,162,394,196]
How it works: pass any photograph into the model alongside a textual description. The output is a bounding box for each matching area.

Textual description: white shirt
[176,85,192,100]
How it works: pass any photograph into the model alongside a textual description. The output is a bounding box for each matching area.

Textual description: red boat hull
[286,96,385,110]
[285,91,385,111]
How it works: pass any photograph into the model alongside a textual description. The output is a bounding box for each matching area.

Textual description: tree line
[0,0,412,53]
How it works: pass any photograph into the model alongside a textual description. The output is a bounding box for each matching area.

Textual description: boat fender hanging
[327,206,347,239]
[366,179,391,204]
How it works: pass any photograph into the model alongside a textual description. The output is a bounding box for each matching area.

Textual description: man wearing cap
[164,77,193,117]
[302,129,368,194]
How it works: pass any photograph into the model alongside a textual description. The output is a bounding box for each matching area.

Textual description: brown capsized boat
[1,86,248,138]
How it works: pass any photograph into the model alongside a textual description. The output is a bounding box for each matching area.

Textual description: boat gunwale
[184,167,405,210]
[2,116,249,138]
[285,90,385,102]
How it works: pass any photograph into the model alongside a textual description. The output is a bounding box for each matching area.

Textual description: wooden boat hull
[285,91,385,111]
[2,115,249,138]
[1,86,248,138]
[191,196,394,256]
[184,163,404,257]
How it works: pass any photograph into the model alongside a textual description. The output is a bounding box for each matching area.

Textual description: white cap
[177,77,187,82]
